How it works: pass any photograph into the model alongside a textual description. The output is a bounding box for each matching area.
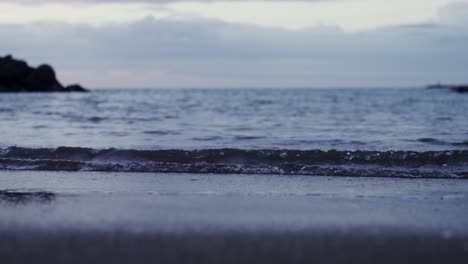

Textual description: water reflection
[0,190,56,205]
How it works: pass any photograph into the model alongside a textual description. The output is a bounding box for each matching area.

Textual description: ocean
[0,88,466,178]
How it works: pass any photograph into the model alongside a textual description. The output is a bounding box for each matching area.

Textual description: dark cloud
[1,15,467,88]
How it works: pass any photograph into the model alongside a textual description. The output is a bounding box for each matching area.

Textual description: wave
[0,147,466,179]
[416,138,468,147]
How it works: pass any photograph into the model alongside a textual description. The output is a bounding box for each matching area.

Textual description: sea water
[0,88,466,177]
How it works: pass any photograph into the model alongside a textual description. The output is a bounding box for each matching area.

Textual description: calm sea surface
[0,88,466,151]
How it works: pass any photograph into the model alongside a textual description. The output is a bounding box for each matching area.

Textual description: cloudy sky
[1,0,467,88]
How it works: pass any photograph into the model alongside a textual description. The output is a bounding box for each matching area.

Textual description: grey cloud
[1,15,467,88]
[439,2,468,25]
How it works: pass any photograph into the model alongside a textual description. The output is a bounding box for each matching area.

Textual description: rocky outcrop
[0,55,88,92]
[451,86,468,93]
[427,83,467,94]
[64,84,87,92]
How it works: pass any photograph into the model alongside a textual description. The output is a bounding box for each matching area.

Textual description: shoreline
[1,170,467,263]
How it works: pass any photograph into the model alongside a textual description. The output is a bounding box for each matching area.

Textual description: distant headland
[427,83,468,93]
[0,55,87,93]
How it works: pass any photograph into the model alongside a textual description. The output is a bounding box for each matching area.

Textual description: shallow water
[0,88,466,151]
[1,171,468,264]
[1,171,468,233]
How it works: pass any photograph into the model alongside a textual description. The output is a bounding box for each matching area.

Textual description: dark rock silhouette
[426,83,453,89]
[452,86,468,93]
[426,83,468,94]
[0,55,88,92]
[65,84,87,92]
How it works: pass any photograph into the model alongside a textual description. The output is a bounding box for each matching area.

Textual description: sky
[1,0,468,88]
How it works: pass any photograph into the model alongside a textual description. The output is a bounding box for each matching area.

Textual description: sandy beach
[1,170,467,263]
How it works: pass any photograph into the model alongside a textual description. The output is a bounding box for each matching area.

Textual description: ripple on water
[452,141,468,147]
[144,130,180,136]
[417,138,448,145]
[234,136,266,141]
[32,125,49,129]
[192,136,223,141]
[88,116,107,123]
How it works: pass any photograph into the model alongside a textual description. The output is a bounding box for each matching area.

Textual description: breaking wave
[0,147,466,179]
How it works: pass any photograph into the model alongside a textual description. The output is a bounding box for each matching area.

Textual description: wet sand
[1,171,467,263]
[1,228,467,264]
